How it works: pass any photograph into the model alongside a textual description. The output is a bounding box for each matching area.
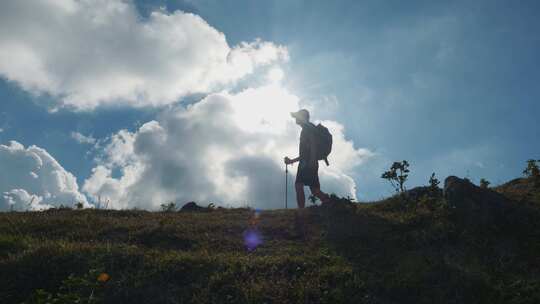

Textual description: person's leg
[295,182,305,208]
[309,186,331,204]
[308,171,331,204]
[294,182,308,238]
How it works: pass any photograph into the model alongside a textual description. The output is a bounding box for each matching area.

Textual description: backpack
[307,122,333,166]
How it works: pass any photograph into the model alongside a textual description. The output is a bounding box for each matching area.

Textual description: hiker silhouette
[284,109,331,208]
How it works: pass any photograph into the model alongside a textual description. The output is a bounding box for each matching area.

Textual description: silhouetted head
[290,109,310,125]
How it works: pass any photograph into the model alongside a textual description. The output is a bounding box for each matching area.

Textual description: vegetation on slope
[1,176,539,304]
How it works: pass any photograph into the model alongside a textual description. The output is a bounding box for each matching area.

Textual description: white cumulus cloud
[0,0,288,110]
[2,189,52,211]
[71,132,96,145]
[0,141,90,210]
[83,85,372,210]
[0,1,371,210]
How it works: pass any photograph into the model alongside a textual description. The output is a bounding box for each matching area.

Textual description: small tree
[523,159,540,179]
[429,173,440,190]
[75,202,84,209]
[479,178,490,189]
[381,160,410,193]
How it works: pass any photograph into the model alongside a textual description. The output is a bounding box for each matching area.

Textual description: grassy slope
[1,179,539,304]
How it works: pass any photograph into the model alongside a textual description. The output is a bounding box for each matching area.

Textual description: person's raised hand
[284,156,292,165]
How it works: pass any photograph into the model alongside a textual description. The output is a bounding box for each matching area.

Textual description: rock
[180,201,205,212]
[444,176,509,226]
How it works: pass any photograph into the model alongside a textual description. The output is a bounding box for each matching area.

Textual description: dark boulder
[180,201,205,212]
[444,176,509,226]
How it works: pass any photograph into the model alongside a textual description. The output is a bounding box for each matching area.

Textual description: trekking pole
[285,163,288,209]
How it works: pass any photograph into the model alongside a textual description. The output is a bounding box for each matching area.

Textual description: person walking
[284,109,331,208]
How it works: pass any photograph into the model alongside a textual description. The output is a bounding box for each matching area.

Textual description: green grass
[1,179,540,303]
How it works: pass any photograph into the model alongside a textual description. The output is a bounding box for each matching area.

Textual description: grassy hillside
[1,178,539,304]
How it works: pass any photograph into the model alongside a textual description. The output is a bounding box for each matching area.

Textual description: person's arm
[285,128,307,165]
[284,156,300,164]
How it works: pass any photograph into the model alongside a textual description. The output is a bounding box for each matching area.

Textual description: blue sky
[0,0,539,209]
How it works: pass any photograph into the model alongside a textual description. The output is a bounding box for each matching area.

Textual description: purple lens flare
[243,209,264,251]
[243,228,263,251]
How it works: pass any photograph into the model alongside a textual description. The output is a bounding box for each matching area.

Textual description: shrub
[160,202,177,212]
[429,173,440,190]
[523,159,540,179]
[479,178,490,189]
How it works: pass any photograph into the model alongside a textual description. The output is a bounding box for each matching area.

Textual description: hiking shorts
[295,162,320,188]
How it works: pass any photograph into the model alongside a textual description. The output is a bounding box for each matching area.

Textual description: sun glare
[227,66,299,134]
[266,67,285,83]
[230,83,299,134]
